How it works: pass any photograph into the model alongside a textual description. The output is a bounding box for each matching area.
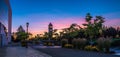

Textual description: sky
[9,0,120,35]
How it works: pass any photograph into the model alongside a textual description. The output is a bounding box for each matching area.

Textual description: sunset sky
[10,0,120,35]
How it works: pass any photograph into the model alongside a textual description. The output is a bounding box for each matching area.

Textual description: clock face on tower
[49,26,53,28]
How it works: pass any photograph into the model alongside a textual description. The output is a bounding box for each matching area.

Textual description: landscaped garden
[59,13,120,55]
[12,13,120,55]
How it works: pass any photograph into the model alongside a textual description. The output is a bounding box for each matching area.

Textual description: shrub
[21,40,27,47]
[111,38,120,47]
[97,37,105,51]
[77,38,87,49]
[61,39,68,47]
[64,44,73,48]
[104,38,111,53]
[84,45,99,52]
[35,41,40,45]
[97,37,111,53]
[44,43,47,46]
[72,38,77,48]
[48,42,53,46]
[84,45,91,51]
[91,46,99,52]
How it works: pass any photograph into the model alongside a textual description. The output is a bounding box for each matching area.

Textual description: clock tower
[48,23,53,40]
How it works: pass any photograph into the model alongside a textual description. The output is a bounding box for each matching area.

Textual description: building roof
[49,22,53,26]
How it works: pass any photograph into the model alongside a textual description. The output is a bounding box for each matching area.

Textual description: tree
[78,29,85,38]
[83,13,105,40]
[43,32,49,39]
[62,23,82,38]
[85,13,92,22]
[53,29,59,39]
[16,32,27,41]
[83,13,94,39]
[15,25,32,42]
[104,27,117,37]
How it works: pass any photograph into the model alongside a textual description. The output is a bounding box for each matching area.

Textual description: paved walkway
[0,47,6,57]
[33,46,120,57]
[1,47,51,57]
[1,46,120,57]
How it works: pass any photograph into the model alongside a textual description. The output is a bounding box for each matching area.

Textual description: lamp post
[26,22,29,34]
[25,22,29,48]
[26,22,29,40]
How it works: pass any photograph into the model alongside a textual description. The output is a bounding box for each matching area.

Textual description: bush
[61,39,68,47]
[84,45,99,52]
[97,37,105,51]
[111,38,120,47]
[44,43,47,46]
[64,44,73,48]
[48,42,53,46]
[77,38,87,49]
[97,37,111,53]
[104,38,111,53]
[35,41,40,45]
[84,45,91,51]
[72,38,77,48]
[21,40,27,47]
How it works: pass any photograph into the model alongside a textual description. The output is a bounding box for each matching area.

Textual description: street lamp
[26,22,29,34]
[25,22,29,48]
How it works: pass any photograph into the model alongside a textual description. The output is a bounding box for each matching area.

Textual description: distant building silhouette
[48,23,53,40]
[17,25,25,32]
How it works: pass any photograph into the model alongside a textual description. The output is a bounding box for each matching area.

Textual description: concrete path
[33,46,120,57]
[0,47,6,57]
[5,47,51,57]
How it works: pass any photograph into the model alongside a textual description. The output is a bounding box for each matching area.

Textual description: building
[17,25,25,32]
[0,0,12,47]
[48,23,53,40]
[0,22,8,47]
[5,0,12,43]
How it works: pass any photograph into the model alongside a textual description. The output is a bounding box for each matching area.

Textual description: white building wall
[0,23,8,47]
[0,0,11,46]
[0,24,8,46]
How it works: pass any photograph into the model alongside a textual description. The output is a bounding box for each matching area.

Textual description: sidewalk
[33,46,120,57]
[0,47,6,57]
[4,47,52,57]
